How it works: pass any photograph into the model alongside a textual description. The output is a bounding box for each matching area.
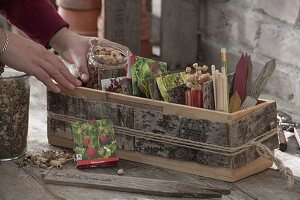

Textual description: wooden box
[47,87,278,182]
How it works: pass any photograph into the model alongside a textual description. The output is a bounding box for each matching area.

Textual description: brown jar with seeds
[85,39,131,90]
[0,67,30,161]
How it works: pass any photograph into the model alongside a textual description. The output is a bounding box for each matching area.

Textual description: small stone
[117,168,124,175]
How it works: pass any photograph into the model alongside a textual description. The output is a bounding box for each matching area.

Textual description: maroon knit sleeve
[0,0,69,46]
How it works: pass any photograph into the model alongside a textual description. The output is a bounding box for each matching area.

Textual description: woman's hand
[49,27,91,82]
[0,31,82,93]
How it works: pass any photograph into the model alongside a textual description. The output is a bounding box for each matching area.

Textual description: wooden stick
[211,65,217,110]
[216,70,223,111]
[221,67,228,112]
[229,91,241,113]
[43,169,229,198]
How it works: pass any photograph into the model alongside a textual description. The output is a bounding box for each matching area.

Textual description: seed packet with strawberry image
[71,119,119,168]
[101,77,124,93]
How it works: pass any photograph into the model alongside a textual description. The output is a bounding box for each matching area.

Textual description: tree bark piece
[203,80,215,110]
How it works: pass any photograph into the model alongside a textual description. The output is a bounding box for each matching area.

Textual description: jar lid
[0,67,30,79]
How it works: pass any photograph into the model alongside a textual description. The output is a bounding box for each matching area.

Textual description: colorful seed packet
[101,77,124,93]
[71,119,119,168]
[156,72,187,102]
[130,55,167,98]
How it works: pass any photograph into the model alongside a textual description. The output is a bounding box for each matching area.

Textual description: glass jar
[86,39,131,90]
[0,67,30,161]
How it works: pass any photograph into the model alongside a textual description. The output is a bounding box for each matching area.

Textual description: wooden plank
[161,0,199,69]
[0,162,57,200]
[104,0,141,55]
[249,59,276,100]
[232,168,300,200]
[231,102,277,147]
[43,169,229,198]
[230,102,278,168]
[134,138,230,167]
[118,150,273,182]
[59,87,231,123]
[228,99,274,122]
[241,59,276,109]
[133,108,228,146]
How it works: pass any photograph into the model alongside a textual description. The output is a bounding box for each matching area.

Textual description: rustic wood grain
[231,102,277,147]
[43,169,230,198]
[230,102,278,168]
[249,59,276,100]
[104,0,141,55]
[0,162,57,200]
[133,108,228,146]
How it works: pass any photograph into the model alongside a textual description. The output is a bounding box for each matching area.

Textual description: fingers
[74,55,89,83]
[40,52,82,90]
[30,67,61,93]
[67,48,89,83]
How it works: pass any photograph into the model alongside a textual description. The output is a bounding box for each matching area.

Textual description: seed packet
[101,77,124,93]
[71,119,119,168]
[130,55,167,98]
[156,72,187,102]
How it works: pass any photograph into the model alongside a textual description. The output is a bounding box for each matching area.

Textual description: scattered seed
[117,168,124,175]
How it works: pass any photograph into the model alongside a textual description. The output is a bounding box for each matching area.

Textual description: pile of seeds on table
[16,150,74,169]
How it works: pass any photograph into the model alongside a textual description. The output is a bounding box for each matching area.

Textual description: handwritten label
[51,171,114,183]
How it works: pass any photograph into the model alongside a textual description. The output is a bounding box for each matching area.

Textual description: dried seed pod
[186,82,195,89]
[186,74,195,82]
[201,65,208,71]
[39,164,48,169]
[57,157,70,165]
[196,70,202,75]
[50,160,62,169]
[37,156,48,164]
[192,63,199,68]
[185,67,192,74]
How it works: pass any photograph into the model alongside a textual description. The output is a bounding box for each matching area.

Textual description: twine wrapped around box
[47,111,294,189]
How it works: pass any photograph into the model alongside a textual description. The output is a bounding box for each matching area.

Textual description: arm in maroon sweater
[0,0,68,46]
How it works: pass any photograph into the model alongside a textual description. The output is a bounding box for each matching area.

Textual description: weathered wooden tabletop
[0,78,300,200]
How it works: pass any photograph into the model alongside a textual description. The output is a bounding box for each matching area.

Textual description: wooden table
[0,78,300,200]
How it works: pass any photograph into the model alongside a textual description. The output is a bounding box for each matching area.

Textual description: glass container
[0,67,30,161]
